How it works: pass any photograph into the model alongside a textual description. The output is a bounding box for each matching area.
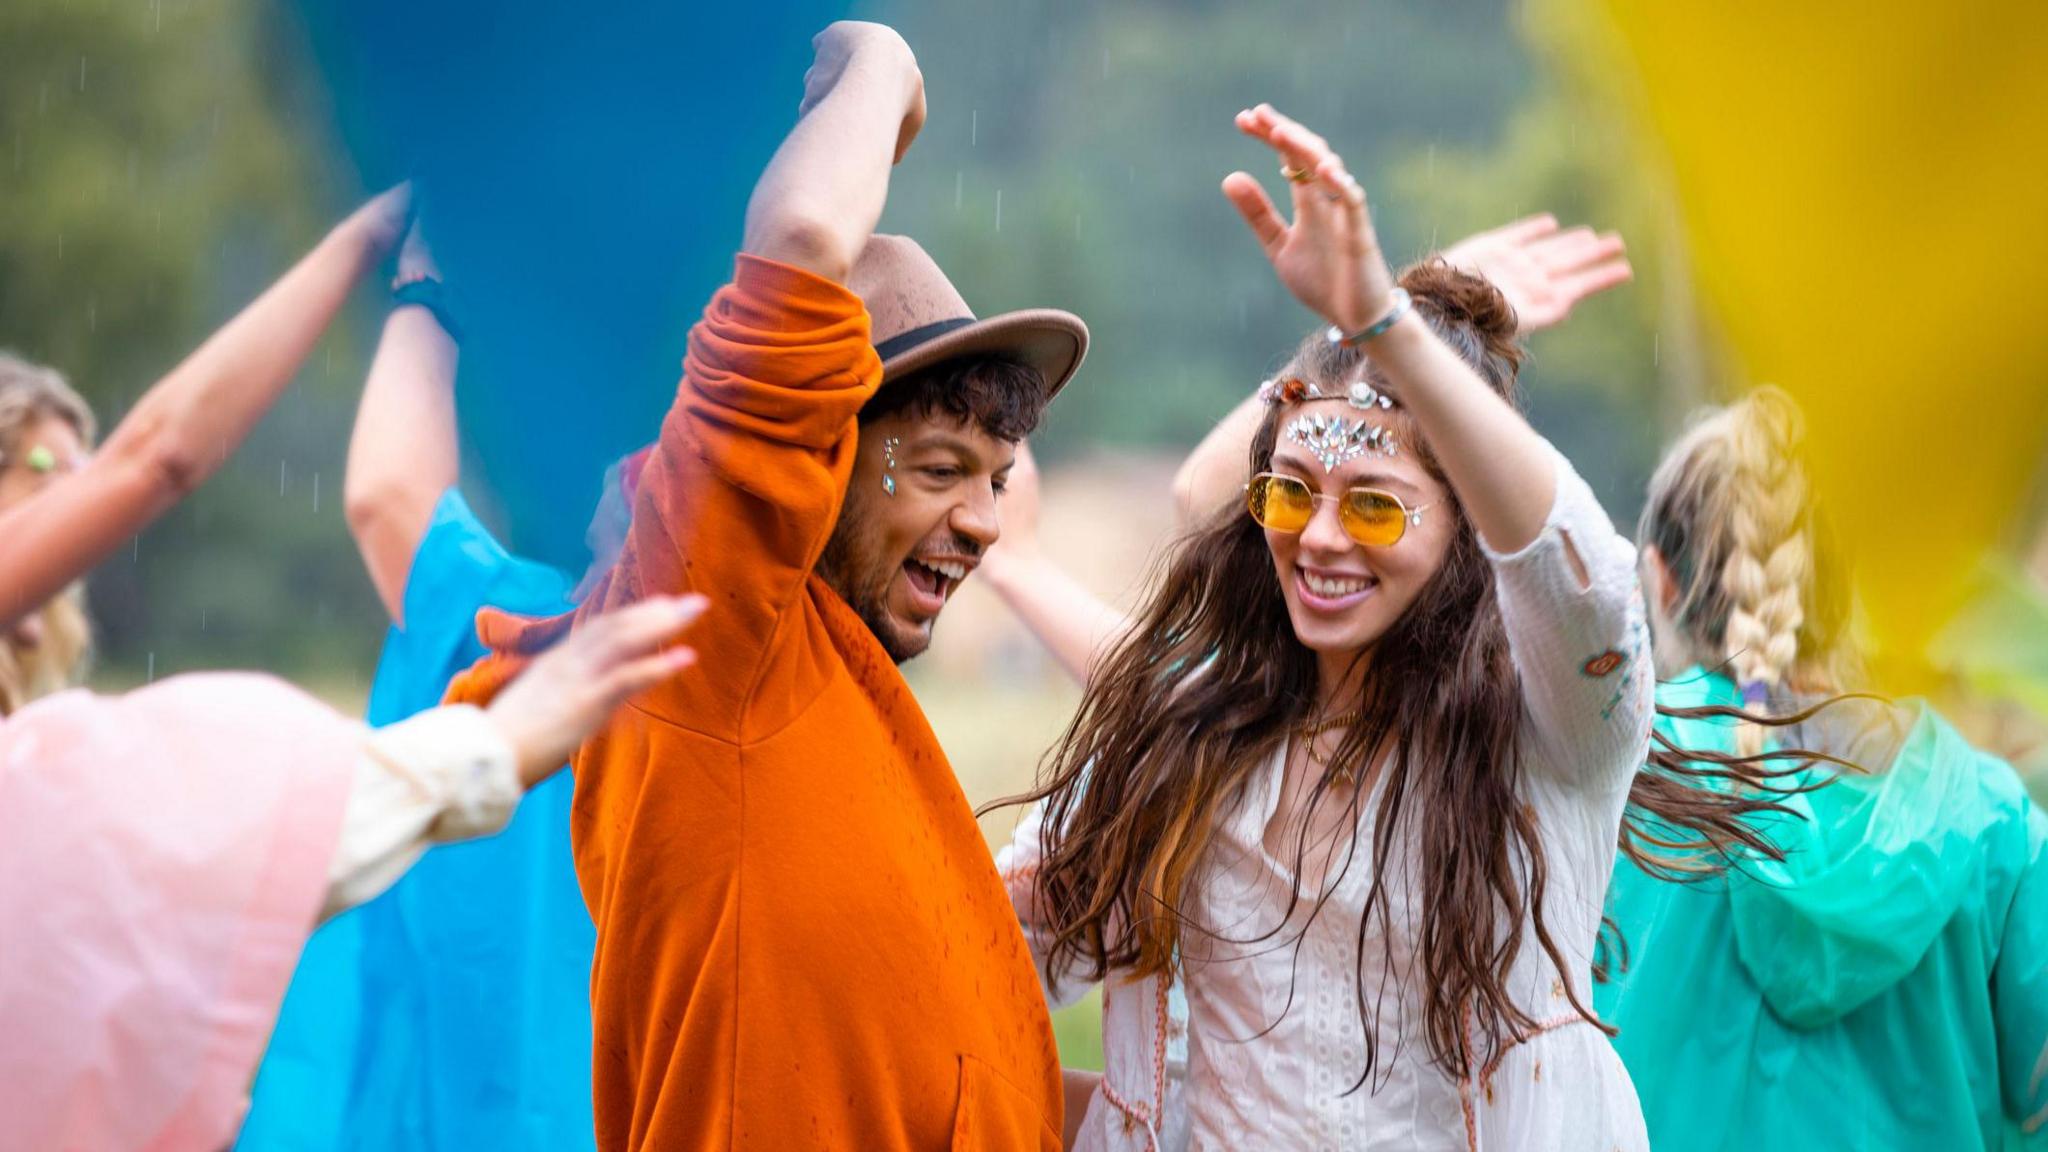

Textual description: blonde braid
[1713,388,1813,753]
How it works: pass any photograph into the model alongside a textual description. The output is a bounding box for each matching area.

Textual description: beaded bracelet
[1326,287,1412,349]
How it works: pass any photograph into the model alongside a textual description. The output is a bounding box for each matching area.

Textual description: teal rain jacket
[1597,669,2048,1150]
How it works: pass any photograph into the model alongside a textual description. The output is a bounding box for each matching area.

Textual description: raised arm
[978,442,1131,685]
[1172,205,1630,535]
[1225,105,1650,777]
[742,22,925,282]
[344,221,461,625]
[0,187,410,630]
[574,23,923,736]
[1226,106,1550,550]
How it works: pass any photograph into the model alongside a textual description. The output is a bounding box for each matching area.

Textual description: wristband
[391,275,463,344]
[1326,287,1412,349]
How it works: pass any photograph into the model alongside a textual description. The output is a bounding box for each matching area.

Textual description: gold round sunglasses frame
[1244,471,1436,548]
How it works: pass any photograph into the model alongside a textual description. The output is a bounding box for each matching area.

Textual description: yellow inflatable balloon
[1586,1,2048,689]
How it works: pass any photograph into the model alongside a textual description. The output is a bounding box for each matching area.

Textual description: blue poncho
[238,491,593,1150]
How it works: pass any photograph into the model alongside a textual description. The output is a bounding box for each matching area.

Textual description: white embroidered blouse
[1001,448,1655,1152]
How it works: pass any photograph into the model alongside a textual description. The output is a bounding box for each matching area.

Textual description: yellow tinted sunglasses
[1245,472,1435,548]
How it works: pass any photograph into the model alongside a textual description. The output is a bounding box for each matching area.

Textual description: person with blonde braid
[1600,386,2048,1150]
[1709,394,1821,754]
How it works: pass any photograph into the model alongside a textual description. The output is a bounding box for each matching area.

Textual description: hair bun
[1397,258,1523,393]
[1401,259,1519,343]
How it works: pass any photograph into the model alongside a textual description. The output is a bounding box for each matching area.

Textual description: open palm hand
[1442,215,1632,334]
[1221,104,1396,335]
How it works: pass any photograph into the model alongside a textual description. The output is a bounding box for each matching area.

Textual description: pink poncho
[0,673,360,1152]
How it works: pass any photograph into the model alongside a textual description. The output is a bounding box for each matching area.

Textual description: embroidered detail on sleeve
[1594,591,1650,722]
[1582,650,1626,678]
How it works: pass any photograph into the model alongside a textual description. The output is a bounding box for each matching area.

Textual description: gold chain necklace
[1296,709,1363,775]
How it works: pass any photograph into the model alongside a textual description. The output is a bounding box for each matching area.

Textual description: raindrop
[79,56,87,92]
[954,170,963,211]
[1652,333,1660,367]
[56,233,63,261]
[994,190,1002,233]
[146,652,154,683]
[971,109,978,147]
[313,472,320,514]
[279,460,287,497]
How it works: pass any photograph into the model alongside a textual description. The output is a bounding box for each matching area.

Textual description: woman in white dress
[996,105,1800,1151]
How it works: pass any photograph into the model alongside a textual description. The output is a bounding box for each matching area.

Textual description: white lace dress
[1003,448,1655,1151]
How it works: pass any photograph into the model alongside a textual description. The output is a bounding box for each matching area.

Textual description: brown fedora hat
[848,234,1088,402]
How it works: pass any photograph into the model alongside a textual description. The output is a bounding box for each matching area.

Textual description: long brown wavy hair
[1002,262,1835,1085]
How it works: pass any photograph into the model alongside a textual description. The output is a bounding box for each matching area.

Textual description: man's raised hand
[799,22,925,165]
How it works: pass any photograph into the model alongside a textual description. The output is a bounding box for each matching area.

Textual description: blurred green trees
[2,0,383,683]
[3,0,1689,683]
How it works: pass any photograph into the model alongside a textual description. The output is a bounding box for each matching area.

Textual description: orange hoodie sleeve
[580,255,880,738]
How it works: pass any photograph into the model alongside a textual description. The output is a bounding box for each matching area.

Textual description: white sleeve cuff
[321,705,522,921]
[370,703,523,842]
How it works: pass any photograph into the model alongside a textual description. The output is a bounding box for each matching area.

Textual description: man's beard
[816,508,924,665]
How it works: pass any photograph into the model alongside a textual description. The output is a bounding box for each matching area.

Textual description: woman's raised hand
[395,216,441,284]
[1442,215,1631,334]
[1222,104,1395,336]
[486,595,708,787]
[339,183,414,263]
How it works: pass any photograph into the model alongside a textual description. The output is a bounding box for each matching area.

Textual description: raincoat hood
[1666,669,2014,1028]
[1604,672,2048,1149]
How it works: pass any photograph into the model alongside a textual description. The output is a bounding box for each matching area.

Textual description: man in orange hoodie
[448,21,1087,1151]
